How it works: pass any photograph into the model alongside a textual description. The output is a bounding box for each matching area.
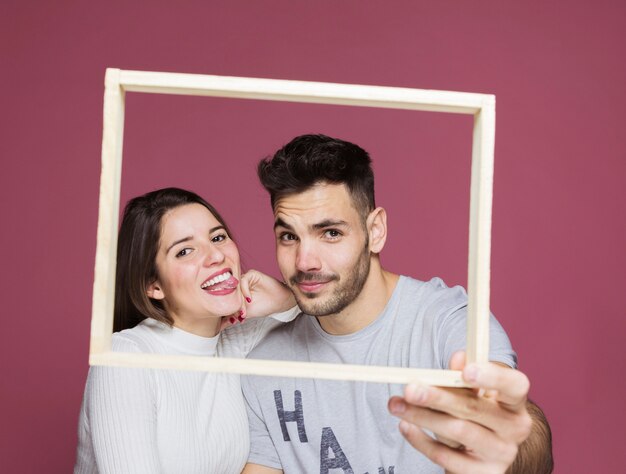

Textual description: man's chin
[294,297,325,317]
[295,295,343,318]
[294,298,313,313]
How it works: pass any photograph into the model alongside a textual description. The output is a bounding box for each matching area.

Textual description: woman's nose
[202,244,225,267]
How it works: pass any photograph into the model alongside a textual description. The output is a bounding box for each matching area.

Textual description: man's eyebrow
[274,218,349,231]
[274,218,292,230]
[312,219,349,230]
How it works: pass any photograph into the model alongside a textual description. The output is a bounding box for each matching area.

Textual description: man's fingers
[463,364,530,409]
[449,351,466,371]
[448,351,528,410]
[396,418,485,474]
[390,396,524,472]
[391,354,534,472]
[390,397,514,462]
[401,385,529,442]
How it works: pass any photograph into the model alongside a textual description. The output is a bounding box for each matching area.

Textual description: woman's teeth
[201,271,232,289]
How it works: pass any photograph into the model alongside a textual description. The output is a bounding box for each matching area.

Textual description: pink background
[2,1,625,472]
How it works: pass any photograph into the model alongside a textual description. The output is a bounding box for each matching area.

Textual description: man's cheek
[276,251,294,278]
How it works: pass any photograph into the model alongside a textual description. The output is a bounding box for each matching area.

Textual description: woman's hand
[219,270,296,330]
[238,269,296,318]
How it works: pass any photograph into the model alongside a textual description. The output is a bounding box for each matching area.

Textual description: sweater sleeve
[74,337,162,474]
[219,306,301,358]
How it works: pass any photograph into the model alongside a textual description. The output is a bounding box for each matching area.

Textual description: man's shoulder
[398,275,468,306]
[246,316,306,360]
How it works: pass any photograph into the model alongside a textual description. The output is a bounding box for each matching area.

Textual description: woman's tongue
[205,275,238,292]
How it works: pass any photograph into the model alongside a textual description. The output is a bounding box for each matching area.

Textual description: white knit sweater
[75,309,298,474]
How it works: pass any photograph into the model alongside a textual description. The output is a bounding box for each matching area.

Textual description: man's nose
[295,240,321,272]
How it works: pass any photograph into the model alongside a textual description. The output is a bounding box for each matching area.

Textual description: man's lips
[291,273,337,293]
[296,281,329,293]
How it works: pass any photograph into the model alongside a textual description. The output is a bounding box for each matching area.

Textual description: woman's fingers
[238,270,257,305]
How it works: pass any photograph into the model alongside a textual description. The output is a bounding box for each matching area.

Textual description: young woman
[75,188,297,474]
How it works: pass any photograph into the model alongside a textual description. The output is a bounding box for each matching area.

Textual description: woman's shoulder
[112,319,166,353]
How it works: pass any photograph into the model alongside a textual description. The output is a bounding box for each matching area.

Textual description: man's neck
[315,260,399,336]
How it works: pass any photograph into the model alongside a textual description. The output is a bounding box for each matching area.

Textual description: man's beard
[288,245,371,317]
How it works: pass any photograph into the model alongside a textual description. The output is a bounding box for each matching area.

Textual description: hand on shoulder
[221,270,296,330]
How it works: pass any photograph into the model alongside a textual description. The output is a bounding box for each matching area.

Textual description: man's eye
[324,229,341,239]
[279,233,297,241]
[176,248,193,257]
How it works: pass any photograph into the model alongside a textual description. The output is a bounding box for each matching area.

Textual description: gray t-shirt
[241,276,516,473]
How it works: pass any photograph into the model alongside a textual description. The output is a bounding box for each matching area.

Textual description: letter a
[320,427,353,474]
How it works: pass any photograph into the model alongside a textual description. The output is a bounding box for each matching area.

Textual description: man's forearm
[507,400,554,474]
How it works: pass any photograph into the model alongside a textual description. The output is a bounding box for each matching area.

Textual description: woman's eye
[211,233,227,243]
[176,248,193,258]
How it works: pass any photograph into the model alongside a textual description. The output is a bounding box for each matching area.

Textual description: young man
[242,135,552,474]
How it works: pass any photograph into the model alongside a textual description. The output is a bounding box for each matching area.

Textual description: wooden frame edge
[89,352,466,387]
[89,68,495,387]
[90,68,125,354]
[466,101,496,365]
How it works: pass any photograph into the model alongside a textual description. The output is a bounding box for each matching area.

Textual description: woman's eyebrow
[165,226,225,253]
[166,236,192,253]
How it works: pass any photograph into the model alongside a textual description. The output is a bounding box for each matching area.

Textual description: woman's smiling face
[148,203,242,336]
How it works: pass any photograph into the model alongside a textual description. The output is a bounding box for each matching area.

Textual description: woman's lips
[202,271,239,295]
[205,282,238,296]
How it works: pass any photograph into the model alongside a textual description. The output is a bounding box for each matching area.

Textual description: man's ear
[366,207,387,254]
[146,281,165,300]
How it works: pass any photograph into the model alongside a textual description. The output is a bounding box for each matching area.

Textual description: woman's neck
[171,316,221,338]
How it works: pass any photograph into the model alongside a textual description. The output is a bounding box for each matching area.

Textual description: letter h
[273,390,308,443]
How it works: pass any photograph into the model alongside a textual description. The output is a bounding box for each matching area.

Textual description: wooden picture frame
[89,68,496,387]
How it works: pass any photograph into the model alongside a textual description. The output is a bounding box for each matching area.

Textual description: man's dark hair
[258,134,375,220]
[113,187,232,332]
